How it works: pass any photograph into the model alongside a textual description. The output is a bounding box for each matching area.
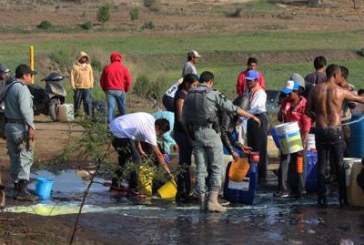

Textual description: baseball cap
[246,70,259,81]
[281,80,299,94]
[188,50,201,58]
[0,64,10,73]
[15,64,37,78]
[290,73,305,89]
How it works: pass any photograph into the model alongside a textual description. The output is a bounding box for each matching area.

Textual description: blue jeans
[74,89,92,116]
[106,90,126,123]
[192,126,224,194]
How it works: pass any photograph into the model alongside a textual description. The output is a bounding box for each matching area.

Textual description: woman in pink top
[274,80,311,198]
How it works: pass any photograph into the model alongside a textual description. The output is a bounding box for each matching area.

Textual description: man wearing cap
[245,70,269,183]
[181,50,201,77]
[275,80,311,198]
[0,64,14,139]
[0,64,13,95]
[236,57,266,96]
[183,71,260,212]
[2,64,38,201]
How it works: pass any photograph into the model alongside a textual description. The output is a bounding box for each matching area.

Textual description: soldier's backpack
[183,86,218,127]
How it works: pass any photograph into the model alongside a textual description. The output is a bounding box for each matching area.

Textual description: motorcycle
[27,72,67,121]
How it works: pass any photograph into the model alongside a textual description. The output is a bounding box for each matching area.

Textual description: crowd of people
[0,50,364,213]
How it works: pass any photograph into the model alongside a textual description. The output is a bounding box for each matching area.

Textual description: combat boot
[207,191,227,213]
[15,180,38,202]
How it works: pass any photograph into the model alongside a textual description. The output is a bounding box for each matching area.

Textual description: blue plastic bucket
[271,128,280,148]
[349,113,364,158]
[35,177,54,200]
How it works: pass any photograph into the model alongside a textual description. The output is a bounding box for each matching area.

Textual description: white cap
[188,50,201,58]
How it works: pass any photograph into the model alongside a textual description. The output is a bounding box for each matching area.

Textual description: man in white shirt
[109,112,174,193]
[181,50,201,77]
[245,70,269,183]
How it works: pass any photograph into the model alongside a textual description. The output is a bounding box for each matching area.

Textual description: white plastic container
[306,134,316,150]
[344,158,364,207]
[274,122,303,154]
[57,104,74,122]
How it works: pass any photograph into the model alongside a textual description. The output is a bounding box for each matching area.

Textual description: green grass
[1,30,363,101]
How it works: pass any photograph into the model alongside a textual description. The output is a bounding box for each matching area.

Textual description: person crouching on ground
[275,80,311,198]
[109,112,174,195]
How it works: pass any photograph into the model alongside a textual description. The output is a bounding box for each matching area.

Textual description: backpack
[183,86,218,127]
[0,80,21,139]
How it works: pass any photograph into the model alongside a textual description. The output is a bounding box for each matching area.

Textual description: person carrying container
[274,80,311,198]
[183,71,260,212]
[305,64,364,208]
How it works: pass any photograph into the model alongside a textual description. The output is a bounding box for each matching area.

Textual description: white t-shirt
[109,112,157,146]
[181,61,197,77]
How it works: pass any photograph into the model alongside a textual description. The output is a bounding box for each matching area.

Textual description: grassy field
[0,29,363,101]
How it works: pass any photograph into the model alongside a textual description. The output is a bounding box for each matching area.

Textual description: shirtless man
[305,64,364,208]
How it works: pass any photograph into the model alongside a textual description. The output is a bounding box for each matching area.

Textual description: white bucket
[306,134,316,150]
[58,104,74,122]
[343,158,362,187]
[274,122,303,154]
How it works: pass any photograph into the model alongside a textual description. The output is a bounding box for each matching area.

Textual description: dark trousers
[315,127,347,204]
[112,137,142,189]
[74,89,92,116]
[162,95,174,112]
[247,113,269,182]
[278,152,305,195]
[174,130,193,195]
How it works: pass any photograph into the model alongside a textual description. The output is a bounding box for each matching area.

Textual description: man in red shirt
[100,52,132,123]
[236,57,265,96]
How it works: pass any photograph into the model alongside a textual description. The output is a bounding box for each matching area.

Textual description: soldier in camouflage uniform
[183,71,260,212]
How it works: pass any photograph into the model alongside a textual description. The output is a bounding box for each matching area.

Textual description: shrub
[97,4,111,23]
[143,0,160,12]
[141,21,155,30]
[133,75,152,97]
[81,21,93,30]
[143,0,156,8]
[227,8,242,18]
[91,58,102,71]
[147,76,169,101]
[37,20,53,30]
[129,8,140,21]
[358,48,364,57]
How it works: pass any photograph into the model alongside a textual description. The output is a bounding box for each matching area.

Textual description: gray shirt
[181,61,197,77]
[3,79,34,128]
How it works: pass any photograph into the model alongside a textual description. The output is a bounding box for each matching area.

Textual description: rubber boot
[13,182,20,199]
[15,180,38,202]
[199,193,206,212]
[207,191,227,213]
